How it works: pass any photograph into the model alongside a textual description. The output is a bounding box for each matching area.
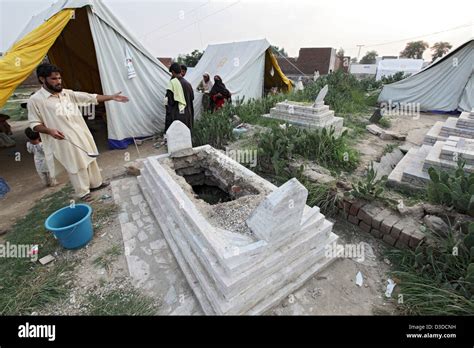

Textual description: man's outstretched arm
[97,92,129,103]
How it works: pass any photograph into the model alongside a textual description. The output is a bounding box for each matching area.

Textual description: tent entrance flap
[264,48,292,93]
[48,7,103,94]
[0,9,73,108]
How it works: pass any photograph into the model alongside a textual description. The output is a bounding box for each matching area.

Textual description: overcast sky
[1,0,473,60]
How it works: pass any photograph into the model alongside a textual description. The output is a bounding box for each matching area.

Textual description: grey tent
[378,39,473,112]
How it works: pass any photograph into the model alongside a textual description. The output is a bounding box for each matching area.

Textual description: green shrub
[192,110,235,149]
[427,161,474,216]
[351,162,386,200]
[377,117,391,128]
[387,222,474,315]
[381,71,410,84]
[291,71,379,114]
[256,124,358,176]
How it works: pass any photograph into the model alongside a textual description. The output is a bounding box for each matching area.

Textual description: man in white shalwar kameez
[28,64,129,201]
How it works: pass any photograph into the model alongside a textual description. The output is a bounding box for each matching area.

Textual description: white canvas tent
[378,39,474,112]
[186,39,292,103]
[2,0,171,149]
[375,58,424,81]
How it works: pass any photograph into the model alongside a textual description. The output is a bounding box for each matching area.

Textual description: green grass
[85,287,157,316]
[92,244,121,270]
[303,179,340,217]
[381,143,398,156]
[255,125,359,176]
[0,186,75,314]
[386,225,474,315]
[193,71,380,149]
[0,185,119,315]
[377,117,392,129]
[192,109,235,149]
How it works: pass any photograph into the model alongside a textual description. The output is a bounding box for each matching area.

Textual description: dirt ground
[352,112,449,176]
[0,119,163,236]
[0,111,449,315]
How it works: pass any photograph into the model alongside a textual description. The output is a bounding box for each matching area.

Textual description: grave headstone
[166,120,193,157]
[313,85,328,107]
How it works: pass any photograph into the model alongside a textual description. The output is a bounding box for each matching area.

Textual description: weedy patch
[0,185,120,315]
[92,244,122,271]
[351,162,387,201]
[0,186,75,315]
[84,286,159,316]
[386,223,474,315]
[427,160,474,217]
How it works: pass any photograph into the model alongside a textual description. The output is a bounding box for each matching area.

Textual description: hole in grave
[190,184,232,205]
[172,155,260,206]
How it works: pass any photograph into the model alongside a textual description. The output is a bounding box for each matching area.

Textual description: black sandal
[81,193,93,202]
[90,182,110,192]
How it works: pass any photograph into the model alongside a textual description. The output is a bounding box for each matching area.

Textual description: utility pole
[356,45,364,61]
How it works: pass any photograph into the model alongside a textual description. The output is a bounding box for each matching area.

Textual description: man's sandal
[90,182,110,192]
[81,193,93,202]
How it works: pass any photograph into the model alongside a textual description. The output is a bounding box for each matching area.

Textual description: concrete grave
[137,144,338,314]
[424,111,474,145]
[388,136,474,189]
[262,85,344,136]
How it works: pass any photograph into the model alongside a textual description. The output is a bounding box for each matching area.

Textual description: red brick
[382,234,397,246]
[409,230,426,248]
[380,215,400,235]
[357,209,372,226]
[371,209,393,230]
[398,230,412,245]
[359,221,372,233]
[391,219,413,239]
[343,200,352,213]
[349,200,365,216]
[370,229,383,238]
[348,214,360,225]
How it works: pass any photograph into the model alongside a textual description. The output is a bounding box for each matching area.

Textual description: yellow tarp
[0,9,73,108]
[264,48,293,93]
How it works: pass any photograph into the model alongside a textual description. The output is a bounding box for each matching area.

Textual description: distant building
[277,47,347,80]
[157,57,173,68]
[349,64,377,79]
[375,58,424,81]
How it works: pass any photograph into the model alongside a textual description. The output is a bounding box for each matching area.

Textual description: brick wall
[338,198,425,250]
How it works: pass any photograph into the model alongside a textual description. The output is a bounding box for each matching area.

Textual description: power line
[273,51,310,78]
[153,1,241,42]
[351,23,473,52]
[140,1,210,41]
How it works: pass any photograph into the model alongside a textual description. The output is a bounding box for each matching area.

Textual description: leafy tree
[176,49,203,67]
[400,41,429,59]
[350,57,358,64]
[431,41,452,60]
[271,45,288,57]
[360,50,378,64]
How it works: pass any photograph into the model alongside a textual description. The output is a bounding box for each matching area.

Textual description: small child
[25,127,55,187]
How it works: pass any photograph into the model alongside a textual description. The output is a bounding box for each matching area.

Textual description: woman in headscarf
[209,75,231,112]
[197,72,214,112]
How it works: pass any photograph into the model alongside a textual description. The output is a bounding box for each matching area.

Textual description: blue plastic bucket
[45,204,93,249]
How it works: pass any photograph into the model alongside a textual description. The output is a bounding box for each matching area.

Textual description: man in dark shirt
[165,63,194,131]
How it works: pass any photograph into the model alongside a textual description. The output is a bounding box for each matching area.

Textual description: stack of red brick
[339,198,425,250]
